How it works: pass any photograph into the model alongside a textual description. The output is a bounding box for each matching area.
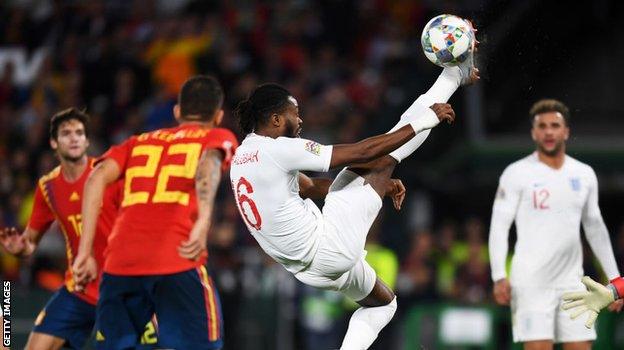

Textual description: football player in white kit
[230,64,478,349]
[488,99,623,350]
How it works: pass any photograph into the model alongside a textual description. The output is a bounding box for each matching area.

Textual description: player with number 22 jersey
[73,76,237,350]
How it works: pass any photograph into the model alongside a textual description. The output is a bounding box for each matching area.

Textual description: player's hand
[72,253,98,292]
[607,298,624,313]
[386,179,406,210]
[179,224,208,261]
[493,278,511,305]
[0,227,33,256]
[429,103,455,124]
[562,276,614,328]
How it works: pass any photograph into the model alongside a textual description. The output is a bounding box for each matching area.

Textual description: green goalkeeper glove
[561,276,615,328]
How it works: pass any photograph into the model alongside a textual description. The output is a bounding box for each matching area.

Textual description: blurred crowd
[2,1,624,349]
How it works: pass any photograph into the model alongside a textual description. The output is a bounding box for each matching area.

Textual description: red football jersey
[28,158,121,305]
[101,124,237,275]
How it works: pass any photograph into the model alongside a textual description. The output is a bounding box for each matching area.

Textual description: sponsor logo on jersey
[34,310,45,326]
[305,141,321,156]
[69,191,80,201]
[569,178,581,192]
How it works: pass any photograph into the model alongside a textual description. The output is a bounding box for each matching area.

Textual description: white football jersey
[489,152,619,287]
[230,133,333,273]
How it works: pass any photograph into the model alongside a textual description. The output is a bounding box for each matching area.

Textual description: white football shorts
[295,169,382,301]
[511,285,596,343]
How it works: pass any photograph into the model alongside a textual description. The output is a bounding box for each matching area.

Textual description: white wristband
[407,106,439,133]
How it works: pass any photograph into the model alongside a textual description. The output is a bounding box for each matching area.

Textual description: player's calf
[341,278,397,350]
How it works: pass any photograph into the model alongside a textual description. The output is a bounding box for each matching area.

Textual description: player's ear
[173,104,182,122]
[530,128,537,141]
[563,126,570,141]
[214,109,224,126]
[50,137,58,151]
[270,113,281,127]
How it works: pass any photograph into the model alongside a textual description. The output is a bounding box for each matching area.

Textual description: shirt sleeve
[97,137,134,172]
[27,183,55,233]
[582,169,620,280]
[204,128,239,171]
[488,166,521,282]
[268,137,333,172]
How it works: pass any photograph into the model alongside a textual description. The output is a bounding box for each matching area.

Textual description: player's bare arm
[73,158,121,291]
[0,226,40,257]
[298,173,405,209]
[178,148,222,261]
[329,103,455,169]
[298,173,333,200]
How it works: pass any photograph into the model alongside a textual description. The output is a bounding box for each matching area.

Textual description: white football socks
[340,297,398,350]
[388,67,462,162]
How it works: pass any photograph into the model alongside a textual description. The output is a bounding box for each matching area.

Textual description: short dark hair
[50,108,90,140]
[235,83,292,134]
[529,99,570,125]
[179,75,224,121]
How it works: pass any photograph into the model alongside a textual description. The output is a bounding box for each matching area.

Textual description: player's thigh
[561,341,592,350]
[295,256,377,302]
[511,287,557,343]
[322,179,382,263]
[338,257,378,301]
[30,286,95,350]
[96,273,154,350]
[554,288,596,344]
[523,340,554,350]
[154,266,223,350]
[25,332,66,350]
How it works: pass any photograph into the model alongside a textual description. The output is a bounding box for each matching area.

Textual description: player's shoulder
[501,154,536,177]
[565,155,596,177]
[205,127,238,145]
[37,165,61,186]
[565,155,594,171]
[208,127,236,138]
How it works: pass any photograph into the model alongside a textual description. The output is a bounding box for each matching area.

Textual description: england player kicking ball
[230,63,478,349]
[488,99,623,350]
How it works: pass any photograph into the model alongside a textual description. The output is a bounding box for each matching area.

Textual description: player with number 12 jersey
[488,99,620,347]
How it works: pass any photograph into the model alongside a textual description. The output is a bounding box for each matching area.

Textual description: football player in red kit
[73,75,238,349]
[0,108,156,349]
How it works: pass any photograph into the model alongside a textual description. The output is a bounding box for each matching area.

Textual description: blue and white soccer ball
[421,14,475,67]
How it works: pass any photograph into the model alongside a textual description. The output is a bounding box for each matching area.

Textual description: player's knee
[328,169,364,193]
[358,279,395,307]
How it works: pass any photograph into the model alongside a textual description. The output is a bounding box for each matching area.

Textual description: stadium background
[1,0,624,348]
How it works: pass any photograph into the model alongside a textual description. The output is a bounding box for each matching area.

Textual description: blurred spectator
[453,217,491,303]
[434,220,463,297]
[396,230,438,304]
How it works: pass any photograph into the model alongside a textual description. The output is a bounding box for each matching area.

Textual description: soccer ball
[421,14,474,67]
